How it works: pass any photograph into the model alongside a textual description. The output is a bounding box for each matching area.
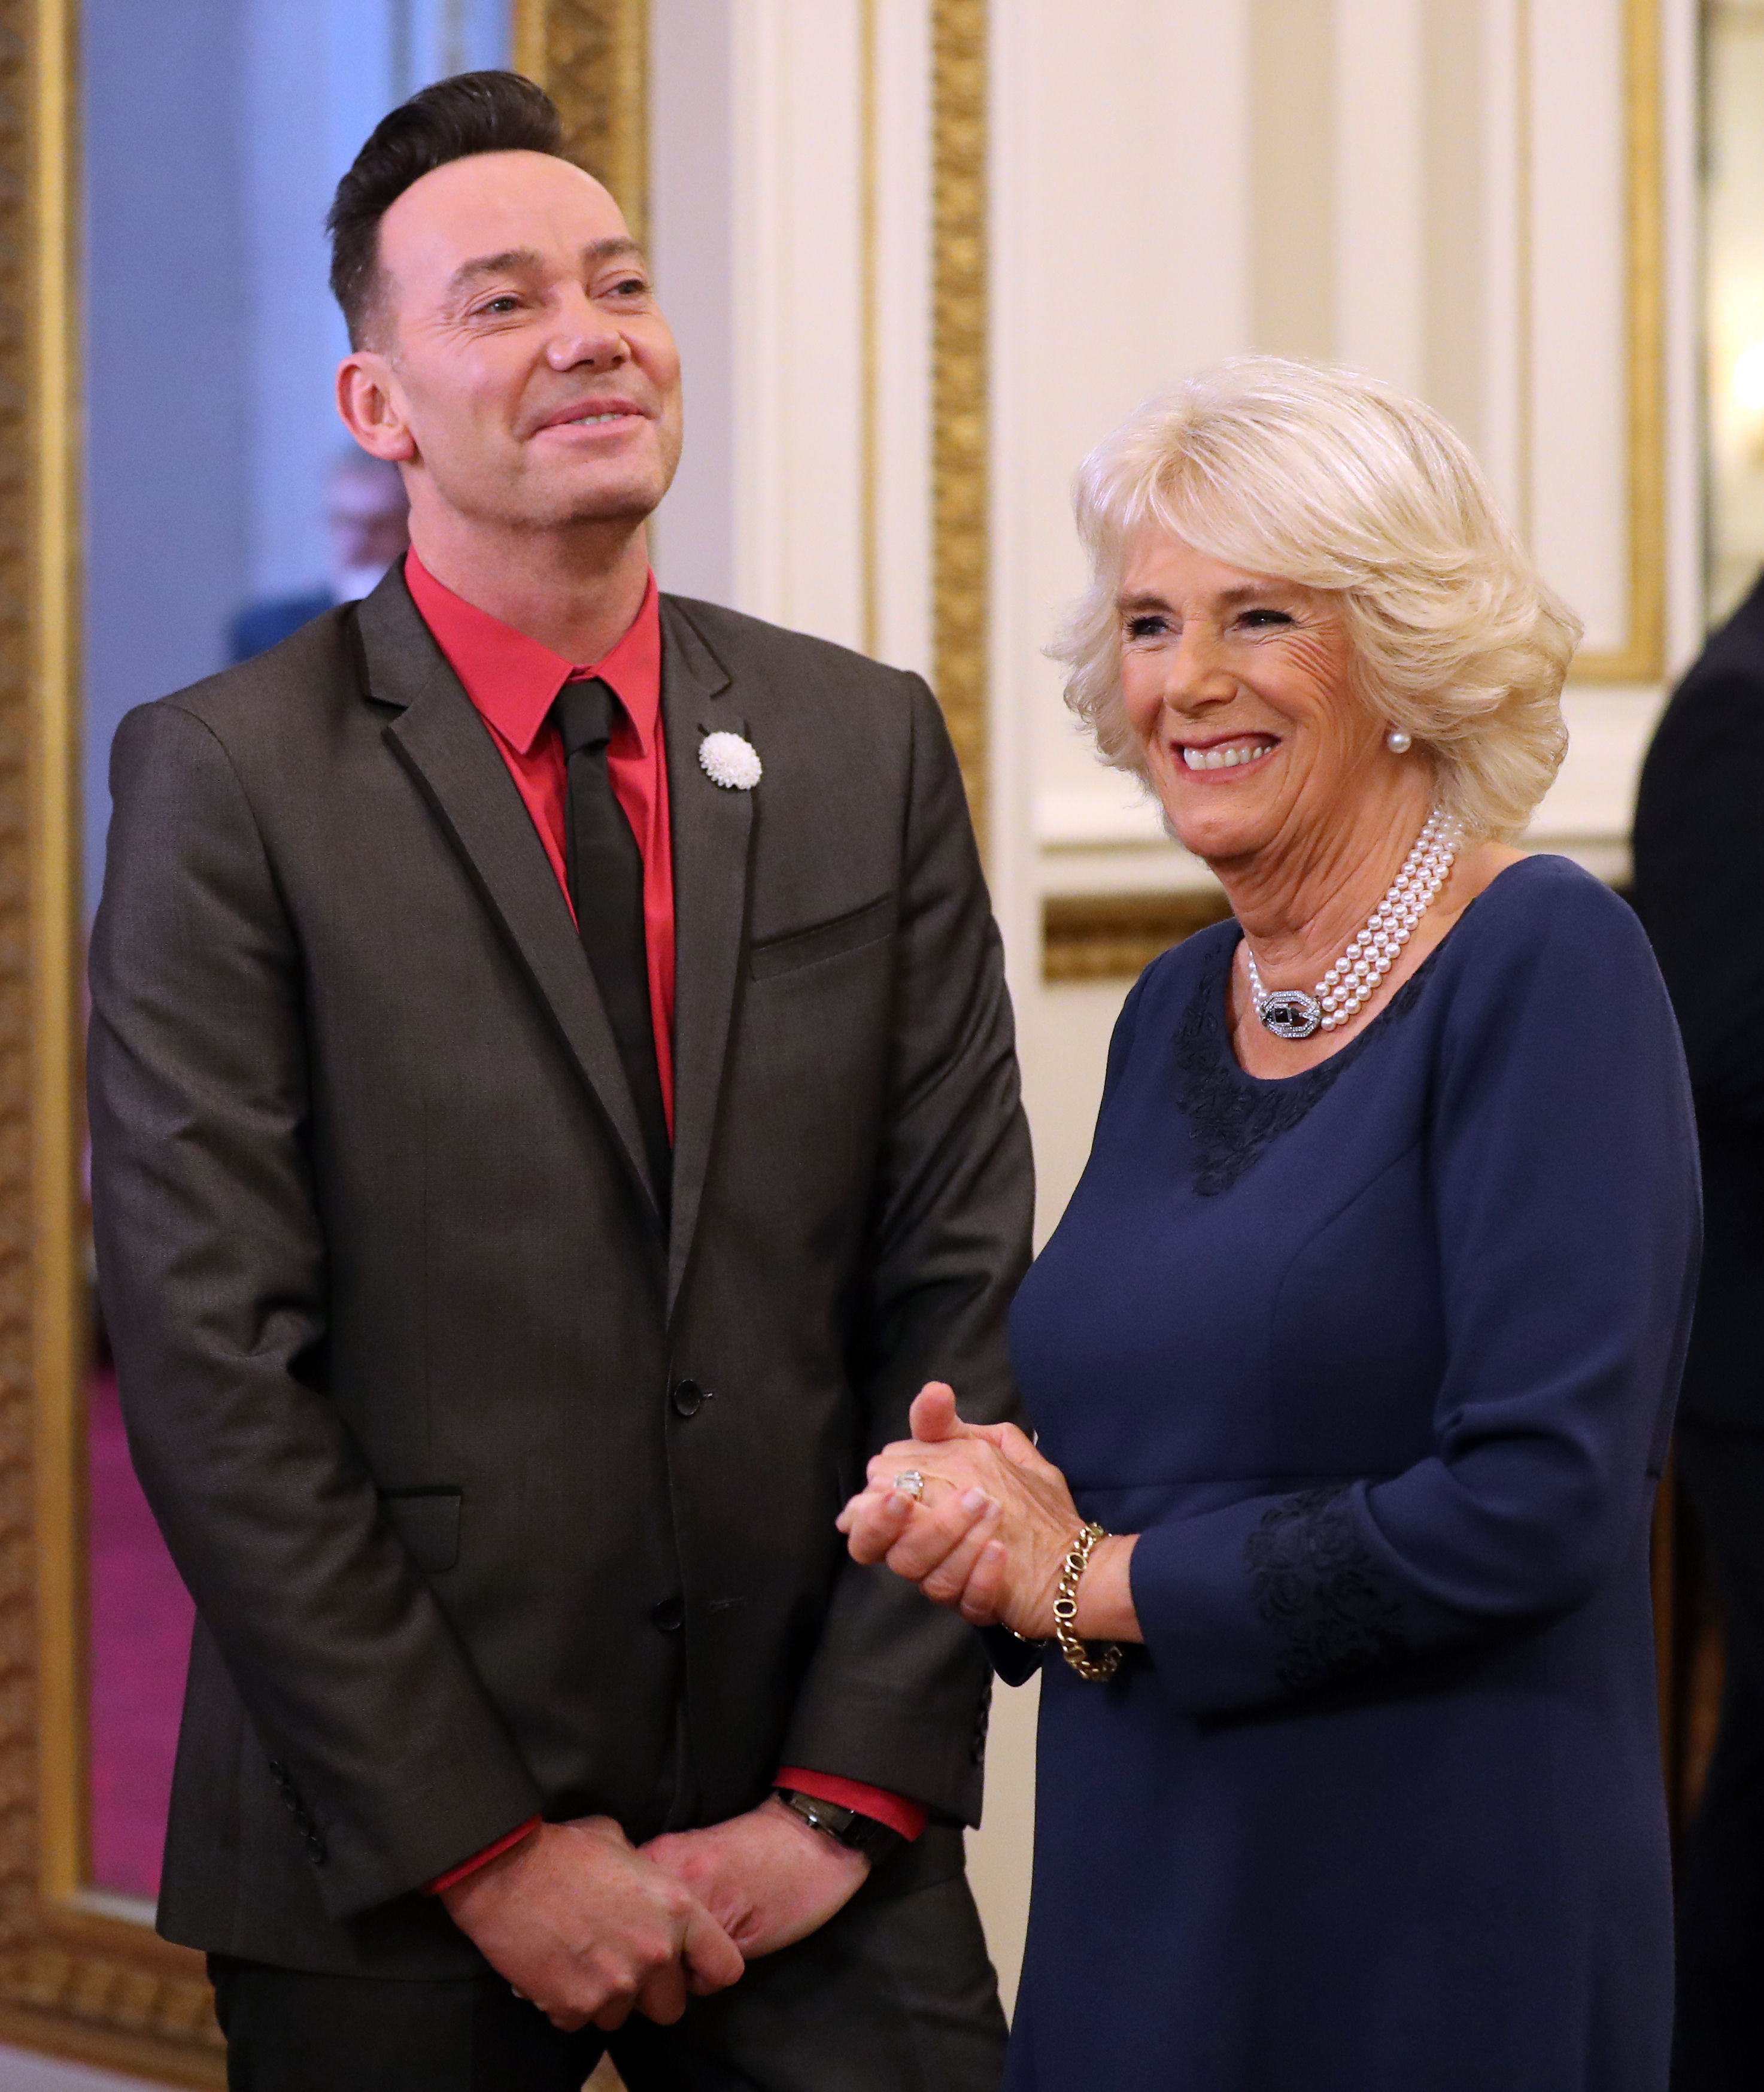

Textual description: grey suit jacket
[87,569,1032,1976]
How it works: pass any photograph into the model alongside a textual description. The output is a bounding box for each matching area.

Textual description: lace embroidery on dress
[1171,937,1431,1196]
[1243,1485,1406,1692]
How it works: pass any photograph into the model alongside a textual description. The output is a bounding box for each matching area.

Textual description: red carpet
[86,1367,192,1901]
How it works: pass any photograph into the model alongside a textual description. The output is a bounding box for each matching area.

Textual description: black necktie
[554,676,670,1217]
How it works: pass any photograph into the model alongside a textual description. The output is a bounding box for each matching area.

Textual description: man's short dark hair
[327,71,567,349]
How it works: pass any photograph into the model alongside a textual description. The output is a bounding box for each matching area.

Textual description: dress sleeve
[1126,877,1701,1715]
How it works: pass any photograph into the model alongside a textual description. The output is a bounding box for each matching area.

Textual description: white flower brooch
[699,730,763,791]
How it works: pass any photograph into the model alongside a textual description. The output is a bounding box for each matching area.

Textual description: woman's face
[1117,530,1387,867]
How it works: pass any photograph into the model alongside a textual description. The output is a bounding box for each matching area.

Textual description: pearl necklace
[1243,809,1462,1042]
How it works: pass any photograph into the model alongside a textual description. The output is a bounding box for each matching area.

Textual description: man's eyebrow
[444,238,648,300]
[582,236,646,268]
[445,247,545,297]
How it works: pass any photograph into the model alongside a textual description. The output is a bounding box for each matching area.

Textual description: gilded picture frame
[930,0,988,849]
[0,3,646,2079]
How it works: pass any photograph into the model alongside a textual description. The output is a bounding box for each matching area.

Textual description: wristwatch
[775,1787,907,1867]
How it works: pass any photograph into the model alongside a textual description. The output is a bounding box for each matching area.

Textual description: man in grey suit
[87,71,1029,2092]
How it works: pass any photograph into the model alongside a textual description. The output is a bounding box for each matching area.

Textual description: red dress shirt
[403,553,924,1889]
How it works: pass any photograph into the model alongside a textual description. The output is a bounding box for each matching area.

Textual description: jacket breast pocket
[749,896,894,982]
[379,1487,462,1574]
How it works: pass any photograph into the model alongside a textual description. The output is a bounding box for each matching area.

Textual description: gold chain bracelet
[1052,1521,1121,1681]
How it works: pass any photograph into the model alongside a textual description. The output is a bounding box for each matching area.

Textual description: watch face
[781,1790,845,1834]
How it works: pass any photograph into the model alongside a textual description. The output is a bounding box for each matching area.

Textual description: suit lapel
[661,598,752,1314]
[355,572,664,1226]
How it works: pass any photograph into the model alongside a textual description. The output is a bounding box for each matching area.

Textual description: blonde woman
[842,360,1698,2091]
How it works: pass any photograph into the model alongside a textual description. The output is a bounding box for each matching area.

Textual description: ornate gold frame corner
[0,4,645,2080]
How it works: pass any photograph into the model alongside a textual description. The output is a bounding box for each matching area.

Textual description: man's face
[359,151,682,533]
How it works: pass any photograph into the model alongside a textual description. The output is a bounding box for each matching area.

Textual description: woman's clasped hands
[837,1383,1140,1645]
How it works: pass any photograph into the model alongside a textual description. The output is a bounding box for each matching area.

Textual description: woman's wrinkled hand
[835,1382,1080,1638]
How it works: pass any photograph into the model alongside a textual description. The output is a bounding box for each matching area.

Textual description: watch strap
[775,1787,907,1866]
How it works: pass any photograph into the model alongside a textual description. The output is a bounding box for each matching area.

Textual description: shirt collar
[403,549,663,758]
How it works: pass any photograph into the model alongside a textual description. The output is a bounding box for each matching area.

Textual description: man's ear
[336,351,417,464]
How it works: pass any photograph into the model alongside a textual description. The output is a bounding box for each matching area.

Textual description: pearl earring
[1386,728,1413,754]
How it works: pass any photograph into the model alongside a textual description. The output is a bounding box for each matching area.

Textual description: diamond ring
[892,1469,926,1500]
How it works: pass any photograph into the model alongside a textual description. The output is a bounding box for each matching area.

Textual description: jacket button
[670,1379,706,1417]
[305,1832,327,1865]
[651,1595,685,1633]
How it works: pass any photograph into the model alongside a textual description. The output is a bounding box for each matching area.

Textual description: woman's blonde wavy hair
[1048,358,1582,840]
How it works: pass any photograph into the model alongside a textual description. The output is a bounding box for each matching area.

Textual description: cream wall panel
[990,0,1253,975]
[1527,0,1629,650]
[708,0,936,669]
[1533,0,1702,855]
[730,1,867,644]
[1662,0,1702,684]
[1423,1,1492,457]
[1476,0,1526,512]
[1335,0,1426,390]
[1707,2,1764,619]
[649,0,736,606]
[871,0,936,678]
[1665,0,1707,669]
[1249,0,1336,357]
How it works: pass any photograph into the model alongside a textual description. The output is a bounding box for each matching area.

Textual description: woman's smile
[1175,733,1280,776]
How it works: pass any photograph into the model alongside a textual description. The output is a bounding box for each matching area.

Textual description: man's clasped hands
[446,1383,1129,2036]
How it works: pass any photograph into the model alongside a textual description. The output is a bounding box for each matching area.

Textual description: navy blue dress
[1003,857,1699,2091]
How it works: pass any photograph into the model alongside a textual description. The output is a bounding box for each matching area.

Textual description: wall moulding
[1043,892,1234,983]
[1561,0,1666,684]
[2,4,644,2081]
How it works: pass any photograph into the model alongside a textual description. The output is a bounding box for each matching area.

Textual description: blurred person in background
[1633,582,1764,2092]
[228,447,410,661]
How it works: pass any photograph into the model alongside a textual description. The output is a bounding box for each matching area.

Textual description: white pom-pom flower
[699,731,763,791]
